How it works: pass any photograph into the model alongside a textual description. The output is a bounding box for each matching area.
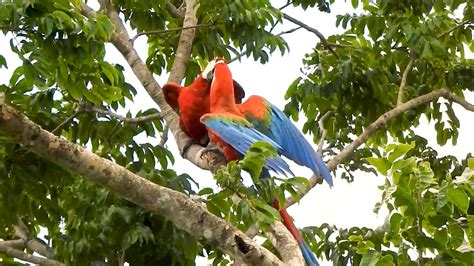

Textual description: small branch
[438,20,473,38]
[397,53,416,106]
[0,241,64,266]
[282,13,339,58]
[278,26,302,36]
[279,1,293,10]
[82,104,162,123]
[158,123,169,147]
[131,23,214,44]
[317,110,336,155]
[286,89,474,207]
[51,107,83,134]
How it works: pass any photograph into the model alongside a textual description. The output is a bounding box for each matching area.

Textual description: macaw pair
[163,59,333,266]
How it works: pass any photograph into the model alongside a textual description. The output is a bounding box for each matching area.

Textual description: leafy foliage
[0,0,473,265]
[303,142,473,265]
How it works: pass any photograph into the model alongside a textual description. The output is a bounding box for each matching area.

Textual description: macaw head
[202,58,246,103]
[201,58,226,82]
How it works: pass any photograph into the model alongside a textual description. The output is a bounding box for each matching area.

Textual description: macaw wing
[265,101,333,186]
[201,115,294,177]
[162,82,182,112]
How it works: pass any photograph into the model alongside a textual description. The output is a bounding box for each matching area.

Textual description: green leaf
[365,157,391,175]
[0,55,7,68]
[386,142,415,162]
[360,250,379,266]
[351,0,359,9]
[468,158,474,169]
[198,187,214,196]
[446,187,469,214]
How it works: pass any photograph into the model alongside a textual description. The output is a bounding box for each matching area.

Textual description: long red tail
[272,199,319,266]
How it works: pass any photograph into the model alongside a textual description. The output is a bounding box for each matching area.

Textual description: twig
[0,241,64,266]
[317,110,336,155]
[131,24,214,44]
[286,89,474,208]
[51,107,83,134]
[158,123,169,147]
[82,104,162,123]
[279,1,293,10]
[279,26,302,36]
[397,52,416,106]
[438,20,472,38]
[282,13,339,58]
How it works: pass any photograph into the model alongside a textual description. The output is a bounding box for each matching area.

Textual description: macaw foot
[199,144,223,160]
[198,144,227,172]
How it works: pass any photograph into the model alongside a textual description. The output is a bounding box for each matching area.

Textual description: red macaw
[201,59,333,266]
[162,69,245,147]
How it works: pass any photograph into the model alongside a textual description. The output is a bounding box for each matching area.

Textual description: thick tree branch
[282,13,339,58]
[167,0,197,83]
[0,239,25,249]
[397,53,416,106]
[286,89,474,207]
[0,103,283,265]
[265,222,304,265]
[0,240,63,266]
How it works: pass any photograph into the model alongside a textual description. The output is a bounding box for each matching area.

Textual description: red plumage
[162,70,245,146]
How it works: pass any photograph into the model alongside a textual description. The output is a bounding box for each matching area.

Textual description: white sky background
[0,1,473,265]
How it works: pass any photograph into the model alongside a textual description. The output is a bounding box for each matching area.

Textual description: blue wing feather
[202,116,294,177]
[264,101,333,186]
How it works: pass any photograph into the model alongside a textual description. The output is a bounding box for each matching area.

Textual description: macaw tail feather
[272,199,319,266]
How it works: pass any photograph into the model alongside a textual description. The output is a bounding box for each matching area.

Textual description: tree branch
[317,110,336,155]
[82,103,162,123]
[167,0,197,84]
[13,218,54,258]
[438,20,473,38]
[286,89,474,207]
[0,240,63,266]
[282,13,339,58]
[166,1,185,18]
[397,53,416,106]
[0,102,284,265]
[265,222,304,265]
